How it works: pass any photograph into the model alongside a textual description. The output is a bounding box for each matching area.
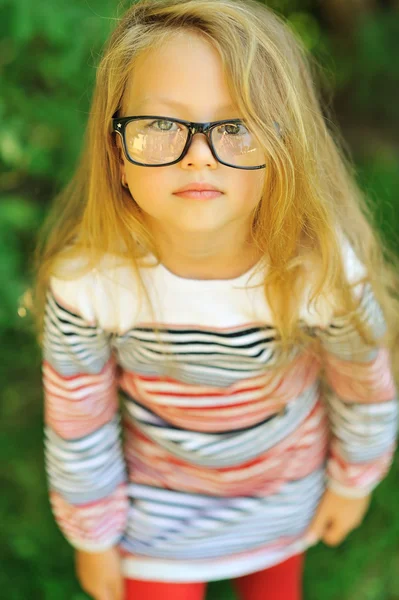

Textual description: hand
[305,488,372,547]
[75,546,124,600]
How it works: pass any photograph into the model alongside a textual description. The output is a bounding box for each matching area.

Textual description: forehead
[123,32,239,119]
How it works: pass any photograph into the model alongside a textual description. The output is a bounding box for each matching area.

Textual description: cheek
[233,172,265,209]
[125,167,173,210]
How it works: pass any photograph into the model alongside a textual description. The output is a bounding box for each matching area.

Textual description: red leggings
[124,552,304,600]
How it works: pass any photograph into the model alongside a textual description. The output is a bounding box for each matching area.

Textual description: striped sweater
[42,239,398,582]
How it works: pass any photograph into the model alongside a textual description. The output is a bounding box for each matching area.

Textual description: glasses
[111,114,267,170]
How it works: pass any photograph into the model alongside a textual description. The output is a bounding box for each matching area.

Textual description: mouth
[173,181,223,200]
[173,189,223,200]
[174,182,222,193]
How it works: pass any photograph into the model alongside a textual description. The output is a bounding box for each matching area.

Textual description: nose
[180,131,218,168]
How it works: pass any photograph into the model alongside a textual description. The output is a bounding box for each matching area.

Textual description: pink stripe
[327,439,396,488]
[119,350,322,432]
[49,483,129,545]
[44,357,118,439]
[123,401,329,496]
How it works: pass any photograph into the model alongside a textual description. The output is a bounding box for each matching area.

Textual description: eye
[221,122,248,135]
[147,119,181,132]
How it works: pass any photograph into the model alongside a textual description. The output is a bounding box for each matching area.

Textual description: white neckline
[154,256,265,289]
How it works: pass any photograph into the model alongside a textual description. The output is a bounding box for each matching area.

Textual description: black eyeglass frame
[111,114,266,170]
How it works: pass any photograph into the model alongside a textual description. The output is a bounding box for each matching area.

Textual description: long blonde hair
[28,0,399,380]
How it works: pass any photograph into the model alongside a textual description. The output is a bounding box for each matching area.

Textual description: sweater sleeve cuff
[68,532,125,553]
[326,478,375,498]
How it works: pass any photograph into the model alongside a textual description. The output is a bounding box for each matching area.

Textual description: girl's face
[117,31,265,243]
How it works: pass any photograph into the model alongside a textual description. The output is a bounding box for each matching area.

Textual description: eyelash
[146,119,248,136]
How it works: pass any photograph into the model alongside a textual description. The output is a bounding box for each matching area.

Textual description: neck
[145,219,261,280]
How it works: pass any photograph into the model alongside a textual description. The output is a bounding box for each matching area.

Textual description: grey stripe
[119,469,325,559]
[44,417,127,504]
[43,290,111,375]
[327,392,399,462]
[129,383,320,467]
[316,283,387,362]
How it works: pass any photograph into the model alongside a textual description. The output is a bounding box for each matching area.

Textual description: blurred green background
[1,0,399,598]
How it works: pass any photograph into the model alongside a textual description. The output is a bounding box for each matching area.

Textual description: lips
[174,182,222,193]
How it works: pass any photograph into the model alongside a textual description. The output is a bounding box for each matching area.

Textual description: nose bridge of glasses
[188,122,209,135]
[187,123,214,162]
[187,123,214,153]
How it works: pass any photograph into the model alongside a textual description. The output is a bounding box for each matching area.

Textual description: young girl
[31,0,399,598]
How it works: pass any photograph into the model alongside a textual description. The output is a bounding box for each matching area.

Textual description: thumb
[322,519,343,546]
[305,510,330,546]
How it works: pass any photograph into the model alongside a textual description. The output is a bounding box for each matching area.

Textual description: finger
[305,514,331,546]
[305,493,330,539]
[322,522,347,546]
[323,532,343,546]
[305,532,322,547]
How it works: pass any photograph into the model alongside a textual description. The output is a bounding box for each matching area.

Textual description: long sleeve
[310,246,399,498]
[42,274,129,552]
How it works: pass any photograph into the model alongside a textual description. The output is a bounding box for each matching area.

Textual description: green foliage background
[1,0,398,598]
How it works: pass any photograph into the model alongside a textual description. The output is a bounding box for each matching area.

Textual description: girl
[30,0,399,598]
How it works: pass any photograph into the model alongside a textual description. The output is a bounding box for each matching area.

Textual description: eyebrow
[136,96,238,113]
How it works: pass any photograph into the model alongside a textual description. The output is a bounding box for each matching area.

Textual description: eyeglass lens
[123,118,265,167]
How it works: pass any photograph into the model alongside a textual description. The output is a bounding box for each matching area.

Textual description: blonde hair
[27,0,399,380]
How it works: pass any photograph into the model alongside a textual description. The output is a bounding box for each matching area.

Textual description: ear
[115,135,126,179]
[115,135,124,162]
